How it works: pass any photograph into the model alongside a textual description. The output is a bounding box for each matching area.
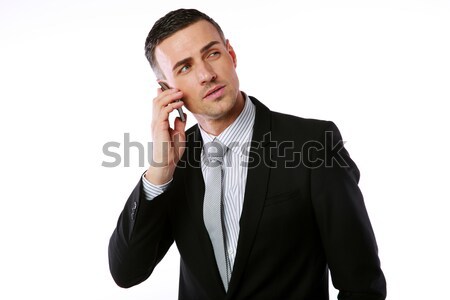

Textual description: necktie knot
[205,140,227,165]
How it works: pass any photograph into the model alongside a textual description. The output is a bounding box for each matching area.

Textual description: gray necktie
[203,140,230,291]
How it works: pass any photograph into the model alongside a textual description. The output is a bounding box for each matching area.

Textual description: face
[154,20,243,124]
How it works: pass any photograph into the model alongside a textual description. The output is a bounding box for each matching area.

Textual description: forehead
[155,20,224,69]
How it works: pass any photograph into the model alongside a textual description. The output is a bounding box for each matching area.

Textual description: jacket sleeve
[311,121,387,300]
[108,176,176,288]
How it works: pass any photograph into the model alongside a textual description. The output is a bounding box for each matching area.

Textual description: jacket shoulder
[269,110,337,141]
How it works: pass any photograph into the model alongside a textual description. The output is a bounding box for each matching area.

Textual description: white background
[1,0,449,299]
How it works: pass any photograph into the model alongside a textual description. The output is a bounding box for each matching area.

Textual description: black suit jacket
[109,96,386,299]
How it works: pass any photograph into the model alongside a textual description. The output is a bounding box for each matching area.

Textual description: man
[108,8,386,300]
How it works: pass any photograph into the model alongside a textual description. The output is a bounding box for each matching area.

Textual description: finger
[156,86,174,95]
[152,91,183,121]
[154,89,183,107]
[156,101,185,125]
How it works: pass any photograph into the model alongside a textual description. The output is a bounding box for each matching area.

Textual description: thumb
[173,113,187,136]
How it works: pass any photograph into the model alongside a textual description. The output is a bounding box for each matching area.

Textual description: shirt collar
[199,92,256,155]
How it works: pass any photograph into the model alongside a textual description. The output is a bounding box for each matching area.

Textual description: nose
[197,61,217,85]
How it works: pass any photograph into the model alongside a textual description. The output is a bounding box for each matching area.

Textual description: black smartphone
[158,81,186,122]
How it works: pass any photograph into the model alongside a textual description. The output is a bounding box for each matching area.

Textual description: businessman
[108,8,386,300]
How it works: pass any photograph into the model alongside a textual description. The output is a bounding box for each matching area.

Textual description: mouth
[203,85,226,100]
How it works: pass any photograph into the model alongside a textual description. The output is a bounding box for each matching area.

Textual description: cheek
[227,66,239,88]
[177,80,200,106]
[225,60,238,79]
[174,77,195,94]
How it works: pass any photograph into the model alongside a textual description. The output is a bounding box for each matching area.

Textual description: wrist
[145,166,174,185]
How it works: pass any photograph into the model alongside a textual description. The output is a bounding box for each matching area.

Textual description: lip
[203,85,226,100]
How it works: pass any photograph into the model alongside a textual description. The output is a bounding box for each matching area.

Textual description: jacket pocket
[264,189,301,207]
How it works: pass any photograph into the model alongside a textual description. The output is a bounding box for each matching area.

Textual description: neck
[196,92,245,136]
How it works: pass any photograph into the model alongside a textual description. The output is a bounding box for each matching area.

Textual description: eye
[179,65,190,73]
[208,51,220,58]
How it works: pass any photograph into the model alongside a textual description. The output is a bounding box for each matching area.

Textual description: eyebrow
[172,40,221,72]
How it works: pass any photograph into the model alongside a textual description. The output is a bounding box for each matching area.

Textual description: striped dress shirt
[142,94,256,271]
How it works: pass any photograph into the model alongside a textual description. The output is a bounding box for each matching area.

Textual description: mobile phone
[158,81,186,122]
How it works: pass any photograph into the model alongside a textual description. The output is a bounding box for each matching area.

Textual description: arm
[108,86,187,288]
[311,122,387,300]
[108,177,175,288]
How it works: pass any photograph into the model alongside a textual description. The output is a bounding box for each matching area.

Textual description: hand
[145,87,187,185]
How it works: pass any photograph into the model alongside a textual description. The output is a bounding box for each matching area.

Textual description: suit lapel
[227,97,273,297]
[184,126,228,295]
[183,98,274,297]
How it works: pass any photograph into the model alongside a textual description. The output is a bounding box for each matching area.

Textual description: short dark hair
[144,8,226,78]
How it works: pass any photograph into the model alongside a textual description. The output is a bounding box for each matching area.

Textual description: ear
[226,39,237,68]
